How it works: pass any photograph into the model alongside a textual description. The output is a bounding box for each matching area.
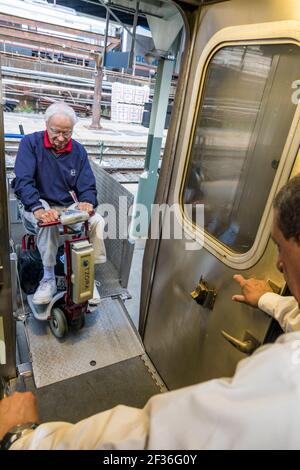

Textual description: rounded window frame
[174,21,300,269]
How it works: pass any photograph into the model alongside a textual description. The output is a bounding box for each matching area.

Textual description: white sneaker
[88,284,101,306]
[33,279,57,305]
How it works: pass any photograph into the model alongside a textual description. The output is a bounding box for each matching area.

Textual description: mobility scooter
[25,209,95,338]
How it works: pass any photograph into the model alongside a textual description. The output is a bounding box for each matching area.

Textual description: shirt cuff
[31,204,43,213]
[258,292,282,317]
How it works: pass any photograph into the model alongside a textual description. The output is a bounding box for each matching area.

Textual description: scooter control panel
[60,210,89,225]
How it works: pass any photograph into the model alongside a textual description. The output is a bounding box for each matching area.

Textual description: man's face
[46,114,73,151]
[271,209,300,305]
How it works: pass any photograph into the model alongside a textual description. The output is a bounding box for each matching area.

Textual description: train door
[140,0,300,389]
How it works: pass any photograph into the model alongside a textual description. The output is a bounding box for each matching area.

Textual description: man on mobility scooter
[13,102,106,321]
[30,208,97,338]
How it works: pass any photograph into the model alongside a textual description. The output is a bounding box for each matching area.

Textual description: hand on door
[232,274,273,307]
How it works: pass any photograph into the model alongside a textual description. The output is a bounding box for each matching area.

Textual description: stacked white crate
[111,82,150,124]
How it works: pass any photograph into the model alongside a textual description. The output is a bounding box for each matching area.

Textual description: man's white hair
[45,102,78,125]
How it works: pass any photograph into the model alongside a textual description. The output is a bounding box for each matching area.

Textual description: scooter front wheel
[49,307,68,338]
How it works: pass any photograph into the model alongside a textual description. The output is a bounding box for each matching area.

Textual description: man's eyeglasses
[48,127,73,138]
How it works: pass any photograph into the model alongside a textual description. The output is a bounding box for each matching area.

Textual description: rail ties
[4,139,164,159]
[5,139,164,183]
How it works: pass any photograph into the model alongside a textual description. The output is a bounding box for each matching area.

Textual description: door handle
[190,276,216,310]
[267,279,281,294]
[221,330,261,354]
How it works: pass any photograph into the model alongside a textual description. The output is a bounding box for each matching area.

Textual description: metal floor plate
[26,298,144,388]
[24,356,165,423]
[95,261,130,299]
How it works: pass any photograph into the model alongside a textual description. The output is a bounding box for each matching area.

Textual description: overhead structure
[57,1,186,232]
[132,10,184,235]
[0,11,120,61]
[57,0,178,28]
[56,0,221,21]
[0,1,224,217]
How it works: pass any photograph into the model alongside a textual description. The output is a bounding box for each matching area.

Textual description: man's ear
[296,235,300,246]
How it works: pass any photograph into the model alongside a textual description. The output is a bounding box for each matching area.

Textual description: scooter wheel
[71,312,85,331]
[49,307,68,338]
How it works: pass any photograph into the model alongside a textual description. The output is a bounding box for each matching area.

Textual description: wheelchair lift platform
[16,296,166,422]
[25,297,144,388]
[11,165,165,421]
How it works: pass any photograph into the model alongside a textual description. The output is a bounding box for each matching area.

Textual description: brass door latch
[221,329,261,354]
[190,276,217,310]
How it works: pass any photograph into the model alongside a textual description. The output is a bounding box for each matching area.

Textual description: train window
[183,43,300,254]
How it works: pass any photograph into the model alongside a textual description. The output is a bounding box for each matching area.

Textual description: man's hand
[232,274,273,307]
[0,392,40,440]
[34,208,59,223]
[77,202,94,215]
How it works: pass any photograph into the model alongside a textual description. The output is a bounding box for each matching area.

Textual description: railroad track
[5,139,164,183]
[1,63,177,111]
[4,138,164,159]
[5,141,155,184]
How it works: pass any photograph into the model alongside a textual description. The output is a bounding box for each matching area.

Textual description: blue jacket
[13,131,98,211]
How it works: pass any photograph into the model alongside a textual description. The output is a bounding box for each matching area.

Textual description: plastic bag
[18,245,65,294]
[18,248,43,295]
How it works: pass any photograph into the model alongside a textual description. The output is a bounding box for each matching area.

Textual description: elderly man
[2,175,300,450]
[13,102,106,305]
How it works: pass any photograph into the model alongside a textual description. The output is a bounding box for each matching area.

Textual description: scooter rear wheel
[71,311,85,331]
[49,307,68,338]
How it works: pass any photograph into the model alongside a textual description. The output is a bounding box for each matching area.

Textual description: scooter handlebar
[37,209,95,227]
[37,219,61,227]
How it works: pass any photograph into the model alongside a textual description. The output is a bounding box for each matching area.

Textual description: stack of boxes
[111,82,150,124]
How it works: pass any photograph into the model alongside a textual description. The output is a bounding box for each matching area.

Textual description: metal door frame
[0,73,16,379]
[139,2,197,334]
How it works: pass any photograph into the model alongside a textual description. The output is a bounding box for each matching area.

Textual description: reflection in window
[183,44,300,253]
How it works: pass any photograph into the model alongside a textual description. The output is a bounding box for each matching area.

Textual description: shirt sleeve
[11,405,149,450]
[258,292,300,332]
[75,148,98,207]
[11,332,300,450]
[13,136,42,211]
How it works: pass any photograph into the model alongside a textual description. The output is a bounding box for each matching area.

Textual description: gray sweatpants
[19,199,106,267]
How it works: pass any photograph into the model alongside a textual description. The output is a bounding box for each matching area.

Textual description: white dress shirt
[12,294,300,450]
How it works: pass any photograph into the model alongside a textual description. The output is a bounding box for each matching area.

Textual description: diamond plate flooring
[95,261,129,299]
[26,298,144,388]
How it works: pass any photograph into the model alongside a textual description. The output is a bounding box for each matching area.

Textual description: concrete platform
[4,111,168,145]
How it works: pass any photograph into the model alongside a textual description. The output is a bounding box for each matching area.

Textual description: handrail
[4,133,24,139]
